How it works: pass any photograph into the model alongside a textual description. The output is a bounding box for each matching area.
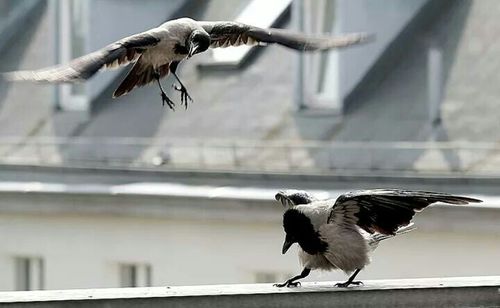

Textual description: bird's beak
[275,193,293,208]
[282,235,294,254]
[188,42,200,58]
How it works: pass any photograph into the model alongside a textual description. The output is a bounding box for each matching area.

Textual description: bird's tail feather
[114,61,147,98]
[369,223,416,248]
[113,59,171,98]
[396,223,417,235]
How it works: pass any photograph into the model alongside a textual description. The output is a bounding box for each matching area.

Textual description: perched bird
[274,189,482,288]
[1,17,372,110]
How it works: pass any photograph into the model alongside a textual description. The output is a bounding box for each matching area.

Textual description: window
[69,0,87,96]
[58,0,90,110]
[119,263,152,288]
[202,0,292,67]
[14,256,44,291]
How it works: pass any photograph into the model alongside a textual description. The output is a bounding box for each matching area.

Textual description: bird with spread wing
[274,189,482,288]
[1,17,373,110]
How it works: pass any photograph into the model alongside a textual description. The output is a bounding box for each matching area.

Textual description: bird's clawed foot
[273,280,301,288]
[335,281,363,288]
[172,84,193,109]
[160,92,175,110]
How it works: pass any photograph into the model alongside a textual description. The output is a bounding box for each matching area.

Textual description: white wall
[0,195,499,291]
[0,213,295,290]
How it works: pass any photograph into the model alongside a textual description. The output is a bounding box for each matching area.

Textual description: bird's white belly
[318,224,370,273]
[298,248,336,271]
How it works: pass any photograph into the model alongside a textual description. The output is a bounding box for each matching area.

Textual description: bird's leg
[274,268,311,288]
[172,72,193,109]
[154,71,175,110]
[335,269,363,288]
[169,61,192,109]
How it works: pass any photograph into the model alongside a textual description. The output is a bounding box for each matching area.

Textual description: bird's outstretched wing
[328,189,482,235]
[199,21,373,51]
[2,32,160,83]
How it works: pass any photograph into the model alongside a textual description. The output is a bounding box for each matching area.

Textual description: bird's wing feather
[199,21,373,51]
[113,59,170,98]
[328,189,481,235]
[2,31,160,83]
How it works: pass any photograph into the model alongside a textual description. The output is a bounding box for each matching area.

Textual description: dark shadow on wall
[295,0,473,172]
[0,1,47,108]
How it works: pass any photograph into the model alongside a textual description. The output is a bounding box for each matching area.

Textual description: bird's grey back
[158,17,205,38]
[295,200,335,231]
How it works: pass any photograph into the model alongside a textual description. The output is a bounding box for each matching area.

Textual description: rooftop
[2,1,500,175]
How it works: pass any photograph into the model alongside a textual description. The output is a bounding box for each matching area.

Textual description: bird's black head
[187,30,210,58]
[281,209,328,255]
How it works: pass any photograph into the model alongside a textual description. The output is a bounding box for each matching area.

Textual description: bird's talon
[274,281,300,288]
[174,86,192,110]
[172,85,192,103]
[160,93,175,110]
[335,281,363,288]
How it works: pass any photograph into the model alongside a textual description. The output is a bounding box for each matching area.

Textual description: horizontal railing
[0,137,499,174]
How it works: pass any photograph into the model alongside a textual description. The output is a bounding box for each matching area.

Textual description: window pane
[69,0,86,95]
[15,257,44,291]
[119,263,152,287]
[37,258,45,290]
[120,264,137,288]
[15,258,30,291]
[145,265,152,287]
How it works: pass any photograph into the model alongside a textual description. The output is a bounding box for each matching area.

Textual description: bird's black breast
[174,43,189,55]
[284,209,328,255]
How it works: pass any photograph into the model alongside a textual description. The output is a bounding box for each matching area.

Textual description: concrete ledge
[1,277,499,308]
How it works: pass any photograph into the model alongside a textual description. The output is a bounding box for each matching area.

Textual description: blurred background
[0,0,499,291]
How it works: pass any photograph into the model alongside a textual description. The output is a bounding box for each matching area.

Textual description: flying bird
[273,189,482,288]
[1,17,373,110]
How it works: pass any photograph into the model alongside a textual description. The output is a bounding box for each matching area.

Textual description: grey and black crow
[2,17,372,110]
[274,189,482,288]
